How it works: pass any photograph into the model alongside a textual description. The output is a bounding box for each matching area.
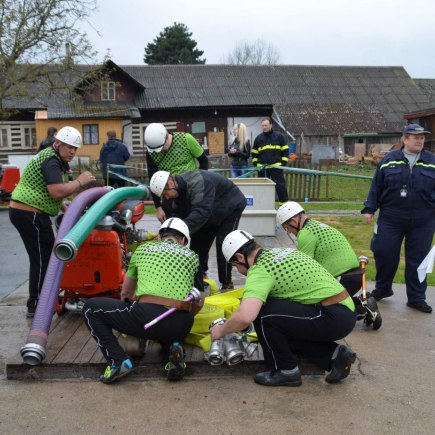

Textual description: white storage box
[231,178,277,236]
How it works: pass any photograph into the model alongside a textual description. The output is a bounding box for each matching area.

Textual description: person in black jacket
[227,123,251,177]
[99,131,131,188]
[362,123,435,313]
[38,127,57,152]
[150,169,247,291]
[252,117,289,203]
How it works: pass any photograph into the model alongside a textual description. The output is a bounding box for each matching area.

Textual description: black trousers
[253,298,356,372]
[83,298,194,367]
[338,268,363,297]
[9,208,54,308]
[259,167,289,202]
[190,213,242,285]
[106,178,126,188]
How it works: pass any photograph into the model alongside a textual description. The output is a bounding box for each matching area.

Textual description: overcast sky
[84,0,435,78]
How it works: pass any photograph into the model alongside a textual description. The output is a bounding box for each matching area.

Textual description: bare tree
[0,0,99,117]
[224,39,281,65]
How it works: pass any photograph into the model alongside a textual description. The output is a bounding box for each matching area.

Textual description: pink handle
[143,294,194,330]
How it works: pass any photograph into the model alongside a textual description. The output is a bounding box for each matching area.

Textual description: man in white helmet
[210,230,357,387]
[83,218,204,384]
[144,123,209,223]
[149,169,246,291]
[9,126,95,317]
[276,201,382,329]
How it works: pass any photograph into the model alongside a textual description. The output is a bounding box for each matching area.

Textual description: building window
[83,124,99,145]
[24,127,36,149]
[101,81,116,101]
[0,128,9,148]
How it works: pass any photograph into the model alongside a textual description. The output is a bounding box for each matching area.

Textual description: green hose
[54,186,148,261]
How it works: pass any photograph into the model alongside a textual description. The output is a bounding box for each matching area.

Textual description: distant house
[0,61,432,164]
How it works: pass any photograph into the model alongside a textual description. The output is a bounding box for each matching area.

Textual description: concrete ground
[1,280,435,434]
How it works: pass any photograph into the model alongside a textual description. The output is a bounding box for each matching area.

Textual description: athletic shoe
[254,368,302,387]
[371,288,394,301]
[26,306,36,318]
[406,301,432,313]
[100,358,134,384]
[325,345,356,384]
[165,342,186,381]
[220,281,234,292]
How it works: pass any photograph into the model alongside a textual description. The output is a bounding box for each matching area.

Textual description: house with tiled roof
[0,61,433,165]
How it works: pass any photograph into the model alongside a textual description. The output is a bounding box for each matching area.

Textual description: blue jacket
[362,147,435,220]
[252,129,289,167]
[99,139,130,179]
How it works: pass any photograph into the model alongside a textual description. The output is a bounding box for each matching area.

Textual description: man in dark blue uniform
[362,124,435,313]
[252,117,289,203]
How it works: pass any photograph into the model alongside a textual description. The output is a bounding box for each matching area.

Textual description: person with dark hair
[38,127,58,152]
[252,117,289,203]
[362,123,435,313]
[149,169,246,291]
[83,218,204,384]
[211,230,357,387]
[99,131,130,188]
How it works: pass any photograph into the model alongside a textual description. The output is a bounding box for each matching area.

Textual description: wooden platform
[6,230,323,380]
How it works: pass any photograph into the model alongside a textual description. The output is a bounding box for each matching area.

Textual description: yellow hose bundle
[205,294,240,318]
[191,303,225,333]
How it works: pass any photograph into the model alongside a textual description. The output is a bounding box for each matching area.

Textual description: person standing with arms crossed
[227,123,251,177]
[362,123,435,313]
[252,117,289,203]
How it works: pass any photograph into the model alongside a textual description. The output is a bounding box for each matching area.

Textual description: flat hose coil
[191,303,225,333]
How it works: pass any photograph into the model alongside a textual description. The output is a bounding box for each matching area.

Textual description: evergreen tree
[144,23,206,65]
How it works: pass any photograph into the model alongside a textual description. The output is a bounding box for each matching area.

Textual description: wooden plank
[74,335,100,363]
[53,320,90,363]
[44,312,84,363]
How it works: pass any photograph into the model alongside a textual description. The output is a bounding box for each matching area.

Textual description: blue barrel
[288,143,297,154]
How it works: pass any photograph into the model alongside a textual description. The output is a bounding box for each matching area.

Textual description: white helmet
[222,230,255,262]
[150,171,170,196]
[55,126,82,148]
[276,201,305,226]
[159,217,190,247]
[144,123,167,152]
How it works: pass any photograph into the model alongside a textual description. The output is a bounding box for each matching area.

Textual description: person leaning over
[9,126,95,317]
[99,130,130,188]
[362,123,435,313]
[83,218,204,384]
[252,117,289,203]
[226,123,251,177]
[144,123,209,223]
[276,201,381,326]
[149,169,246,291]
[210,230,357,387]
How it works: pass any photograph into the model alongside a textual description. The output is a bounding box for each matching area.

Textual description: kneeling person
[210,230,357,387]
[276,201,381,328]
[83,218,204,384]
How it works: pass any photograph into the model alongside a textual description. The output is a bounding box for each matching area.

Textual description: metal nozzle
[20,343,46,366]
[54,239,78,262]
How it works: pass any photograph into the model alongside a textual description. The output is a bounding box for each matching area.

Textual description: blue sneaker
[165,342,186,381]
[100,358,134,384]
